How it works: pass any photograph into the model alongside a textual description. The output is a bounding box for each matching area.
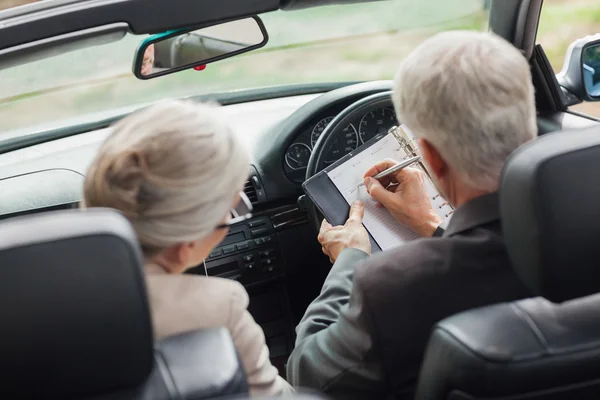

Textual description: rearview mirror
[133,16,268,79]
[558,34,600,101]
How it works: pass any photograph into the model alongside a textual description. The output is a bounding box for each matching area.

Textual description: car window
[537,0,600,117]
[0,0,488,138]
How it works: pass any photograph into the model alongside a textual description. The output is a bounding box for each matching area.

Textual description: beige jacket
[145,264,293,397]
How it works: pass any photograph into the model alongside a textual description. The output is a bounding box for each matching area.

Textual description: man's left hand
[318,200,371,263]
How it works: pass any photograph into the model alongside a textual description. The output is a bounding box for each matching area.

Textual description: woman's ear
[156,242,194,274]
[418,138,448,181]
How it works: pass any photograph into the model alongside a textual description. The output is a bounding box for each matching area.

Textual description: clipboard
[302,126,453,253]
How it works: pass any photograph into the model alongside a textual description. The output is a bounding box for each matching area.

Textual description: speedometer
[311,117,359,164]
[323,123,358,164]
[359,108,397,144]
[311,116,334,147]
[285,143,311,170]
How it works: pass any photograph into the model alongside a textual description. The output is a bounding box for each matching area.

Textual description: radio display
[220,232,246,246]
[208,261,239,277]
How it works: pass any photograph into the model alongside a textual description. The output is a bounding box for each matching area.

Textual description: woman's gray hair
[393,30,536,191]
[83,100,250,256]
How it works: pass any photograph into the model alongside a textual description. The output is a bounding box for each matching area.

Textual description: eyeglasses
[215,191,254,229]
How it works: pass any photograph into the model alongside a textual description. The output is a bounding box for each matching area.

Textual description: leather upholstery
[0,208,248,399]
[416,296,600,399]
[501,127,600,303]
[415,127,600,400]
[127,328,248,400]
[0,208,153,398]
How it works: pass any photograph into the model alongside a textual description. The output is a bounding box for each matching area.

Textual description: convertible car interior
[1,0,600,398]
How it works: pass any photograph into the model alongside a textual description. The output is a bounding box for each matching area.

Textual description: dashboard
[283,105,397,183]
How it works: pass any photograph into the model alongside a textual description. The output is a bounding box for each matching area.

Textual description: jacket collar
[145,263,168,275]
[443,192,500,237]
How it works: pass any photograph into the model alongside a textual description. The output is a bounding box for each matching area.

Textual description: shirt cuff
[432,225,445,237]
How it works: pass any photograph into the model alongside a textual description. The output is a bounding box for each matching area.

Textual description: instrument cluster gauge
[359,108,397,144]
[323,123,359,164]
[311,116,334,147]
[285,143,312,170]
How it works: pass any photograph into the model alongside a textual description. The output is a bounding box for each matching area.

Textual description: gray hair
[393,30,536,191]
[83,100,250,256]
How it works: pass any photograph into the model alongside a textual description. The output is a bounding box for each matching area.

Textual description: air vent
[244,179,259,204]
[244,167,266,205]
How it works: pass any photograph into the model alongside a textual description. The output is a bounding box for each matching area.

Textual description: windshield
[0,0,488,136]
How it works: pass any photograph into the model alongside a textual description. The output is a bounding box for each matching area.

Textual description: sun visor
[0,23,127,71]
[0,0,279,51]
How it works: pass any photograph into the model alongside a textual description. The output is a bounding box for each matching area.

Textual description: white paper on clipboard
[326,125,454,250]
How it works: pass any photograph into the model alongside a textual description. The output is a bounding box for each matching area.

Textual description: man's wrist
[331,247,370,267]
[415,215,443,237]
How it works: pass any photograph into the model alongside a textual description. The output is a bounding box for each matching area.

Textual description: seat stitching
[155,349,180,400]
[510,302,550,353]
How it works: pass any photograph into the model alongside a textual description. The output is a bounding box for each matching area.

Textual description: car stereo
[187,215,283,286]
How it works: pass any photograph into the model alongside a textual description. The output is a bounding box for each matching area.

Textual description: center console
[188,215,284,285]
[187,212,293,376]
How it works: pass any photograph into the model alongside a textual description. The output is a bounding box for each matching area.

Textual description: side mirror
[133,16,268,79]
[557,34,600,101]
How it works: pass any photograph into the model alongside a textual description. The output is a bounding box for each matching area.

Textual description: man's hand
[318,201,371,263]
[363,159,443,237]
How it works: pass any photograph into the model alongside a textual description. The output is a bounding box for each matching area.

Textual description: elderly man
[287,31,535,399]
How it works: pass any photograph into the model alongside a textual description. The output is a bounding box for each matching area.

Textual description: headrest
[0,208,153,398]
[501,126,600,303]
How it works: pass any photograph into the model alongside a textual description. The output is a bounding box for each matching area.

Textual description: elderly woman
[83,100,292,397]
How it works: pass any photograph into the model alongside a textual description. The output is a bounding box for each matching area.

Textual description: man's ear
[418,138,448,181]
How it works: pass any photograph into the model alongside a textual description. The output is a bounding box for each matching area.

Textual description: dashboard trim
[0,168,83,218]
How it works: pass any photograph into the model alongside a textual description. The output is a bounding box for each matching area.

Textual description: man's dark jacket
[287,193,531,399]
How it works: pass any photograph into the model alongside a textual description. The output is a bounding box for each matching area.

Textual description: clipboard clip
[388,126,455,213]
[389,125,417,155]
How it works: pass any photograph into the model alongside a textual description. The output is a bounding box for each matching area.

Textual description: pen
[358,155,422,187]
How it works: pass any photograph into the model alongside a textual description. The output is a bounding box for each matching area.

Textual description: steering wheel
[305,91,394,232]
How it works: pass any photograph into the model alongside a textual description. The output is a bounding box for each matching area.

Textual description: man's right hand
[363,159,443,237]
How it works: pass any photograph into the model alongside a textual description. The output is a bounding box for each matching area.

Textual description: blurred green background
[0,0,598,133]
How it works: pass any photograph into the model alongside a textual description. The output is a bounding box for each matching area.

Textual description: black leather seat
[415,126,600,400]
[0,208,247,399]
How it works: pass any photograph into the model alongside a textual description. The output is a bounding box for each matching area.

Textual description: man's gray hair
[393,30,536,191]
